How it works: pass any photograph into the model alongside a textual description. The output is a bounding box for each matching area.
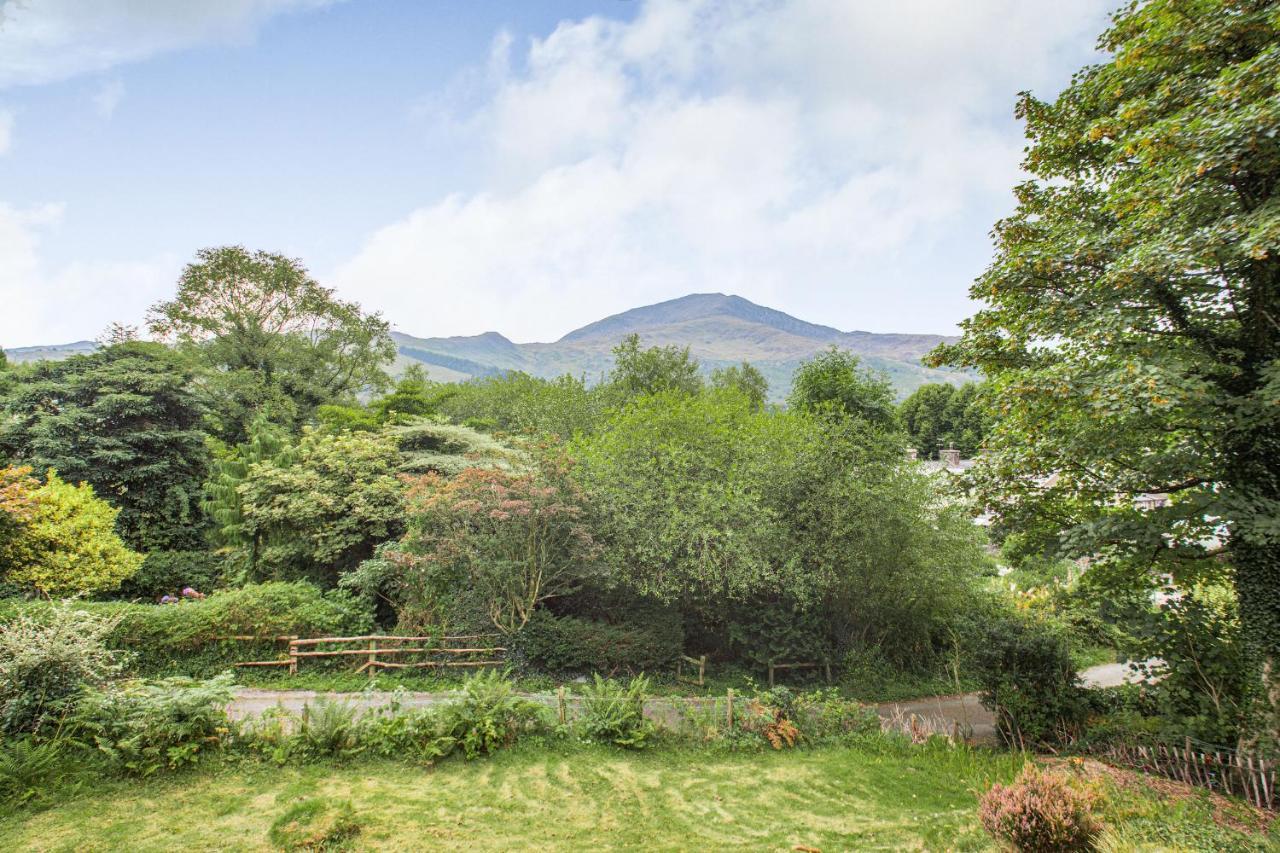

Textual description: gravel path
[226,662,1149,746]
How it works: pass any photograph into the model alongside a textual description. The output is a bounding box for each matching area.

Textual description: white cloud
[0,108,11,154]
[334,0,1112,340]
[0,203,177,347]
[91,78,124,118]
[0,0,339,88]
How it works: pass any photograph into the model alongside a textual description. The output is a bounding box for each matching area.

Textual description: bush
[116,550,224,600]
[295,699,362,760]
[968,614,1088,747]
[0,603,126,735]
[0,582,373,677]
[268,797,362,852]
[515,609,682,675]
[0,737,71,808]
[357,701,452,763]
[72,673,236,776]
[0,471,143,596]
[578,675,655,749]
[978,763,1101,852]
[437,670,548,759]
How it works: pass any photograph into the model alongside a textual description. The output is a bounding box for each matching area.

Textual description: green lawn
[0,743,1271,851]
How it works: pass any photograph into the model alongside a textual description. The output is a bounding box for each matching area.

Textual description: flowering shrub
[978,763,1101,852]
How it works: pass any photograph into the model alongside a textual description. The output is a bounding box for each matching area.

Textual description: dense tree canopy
[148,246,395,442]
[607,334,703,399]
[0,342,209,551]
[787,347,898,430]
[898,382,990,458]
[710,362,769,411]
[930,0,1280,704]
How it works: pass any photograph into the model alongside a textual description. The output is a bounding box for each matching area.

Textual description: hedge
[0,582,373,677]
[514,609,683,675]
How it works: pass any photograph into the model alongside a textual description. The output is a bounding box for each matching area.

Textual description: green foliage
[436,670,548,759]
[437,372,612,440]
[1124,582,1257,745]
[313,404,381,434]
[515,608,682,675]
[148,245,395,443]
[0,582,372,677]
[787,347,897,430]
[928,0,1280,695]
[978,764,1101,853]
[72,673,235,776]
[389,417,512,476]
[0,737,70,808]
[725,599,828,673]
[898,382,989,459]
[709,362,768,410]
[967,614,1088,748]
[268,798,362,852]
[0,342,209,550]
[369,364,441,424]
[295,699,362,760]
[363,451,598,634]
[238,429,404,585]
[203,411,297,552]
[0,471,143,597]
[608,334,703,399]
[117,550,224,600]
[0,604,126,736]
[578,675,655,749]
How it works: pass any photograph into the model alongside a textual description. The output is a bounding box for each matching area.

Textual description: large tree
[148,245,395,442]
[787,347,898,431]
[0,342,209,551]
[930,0,1280,713]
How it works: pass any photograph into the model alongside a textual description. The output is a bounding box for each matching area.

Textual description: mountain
[2,340,99,364]
[393,293,967,399]
[3,295,969,399]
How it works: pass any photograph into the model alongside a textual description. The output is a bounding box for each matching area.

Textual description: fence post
[367,637,378,680]
[698,655,706,687]
[726,688,734,729]
[557,686,567,726]
[768,663,775,688]
[288,639,298,676]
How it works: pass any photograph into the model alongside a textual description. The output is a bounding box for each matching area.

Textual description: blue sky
[0,0,1113,348]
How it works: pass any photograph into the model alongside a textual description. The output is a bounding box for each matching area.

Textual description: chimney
[905,448,918,462]
[940,448,962,468]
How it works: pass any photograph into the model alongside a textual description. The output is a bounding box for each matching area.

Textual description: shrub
[268,798,362,852]
[578,675,655,749]
[515,609,682,675]
[978,764,1101,852]
[0,582,374,677]
[117,550,224,600]
[358,703,452,763]
[967,614,1088,747]
[71,673,236,775]
[0,737,70,808]
[437,670,547,759]
[0,603,126,735]
[0,471,143,596]
[295,699,362,760]
[791,689,881,742]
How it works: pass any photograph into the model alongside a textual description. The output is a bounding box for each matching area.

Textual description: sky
[0,0,1114,348]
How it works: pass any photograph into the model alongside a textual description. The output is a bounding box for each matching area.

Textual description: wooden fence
[1096,737,1276,811]
[234,634,505,678]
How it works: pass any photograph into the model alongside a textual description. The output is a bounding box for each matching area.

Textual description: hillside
[394,293,966,398]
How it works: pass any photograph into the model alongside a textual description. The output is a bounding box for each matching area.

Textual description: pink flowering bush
[978,763,1101,852]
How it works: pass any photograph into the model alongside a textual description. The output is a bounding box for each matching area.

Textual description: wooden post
[698,655,706,687]
[768,662,775,688]
[288,639,298,675]
[726,688,734,729]
[557,686,566,725]
[367,637,378,680]
[824,661,832,683]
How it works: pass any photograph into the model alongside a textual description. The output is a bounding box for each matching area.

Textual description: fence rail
[1095,738,1276,811]
[233,634,506,678]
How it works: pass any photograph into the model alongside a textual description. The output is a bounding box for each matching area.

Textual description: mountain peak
[557,293,846,345]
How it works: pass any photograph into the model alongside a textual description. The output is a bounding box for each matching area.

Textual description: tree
[929,0,1280,716]
[237,429,404,585]
[356,451,599,634]
[710,362,769,410]
[899,382,990,458]
[607,334,703,399]
[787,347,898,430]
[369,364,441,424]
[0,471,143,596]
[203,412,296,553]
[0,342,209,551]
[148,245,395,442]
[438,372,612,439]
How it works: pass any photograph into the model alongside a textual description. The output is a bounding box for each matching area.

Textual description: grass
[2,741,1272,852]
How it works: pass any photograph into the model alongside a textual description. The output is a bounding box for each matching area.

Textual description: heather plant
[978,763,1102,852]
[0,603,126,736]
[578,675,655,749]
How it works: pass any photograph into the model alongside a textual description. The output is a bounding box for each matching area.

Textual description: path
[227,661,1152,746]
